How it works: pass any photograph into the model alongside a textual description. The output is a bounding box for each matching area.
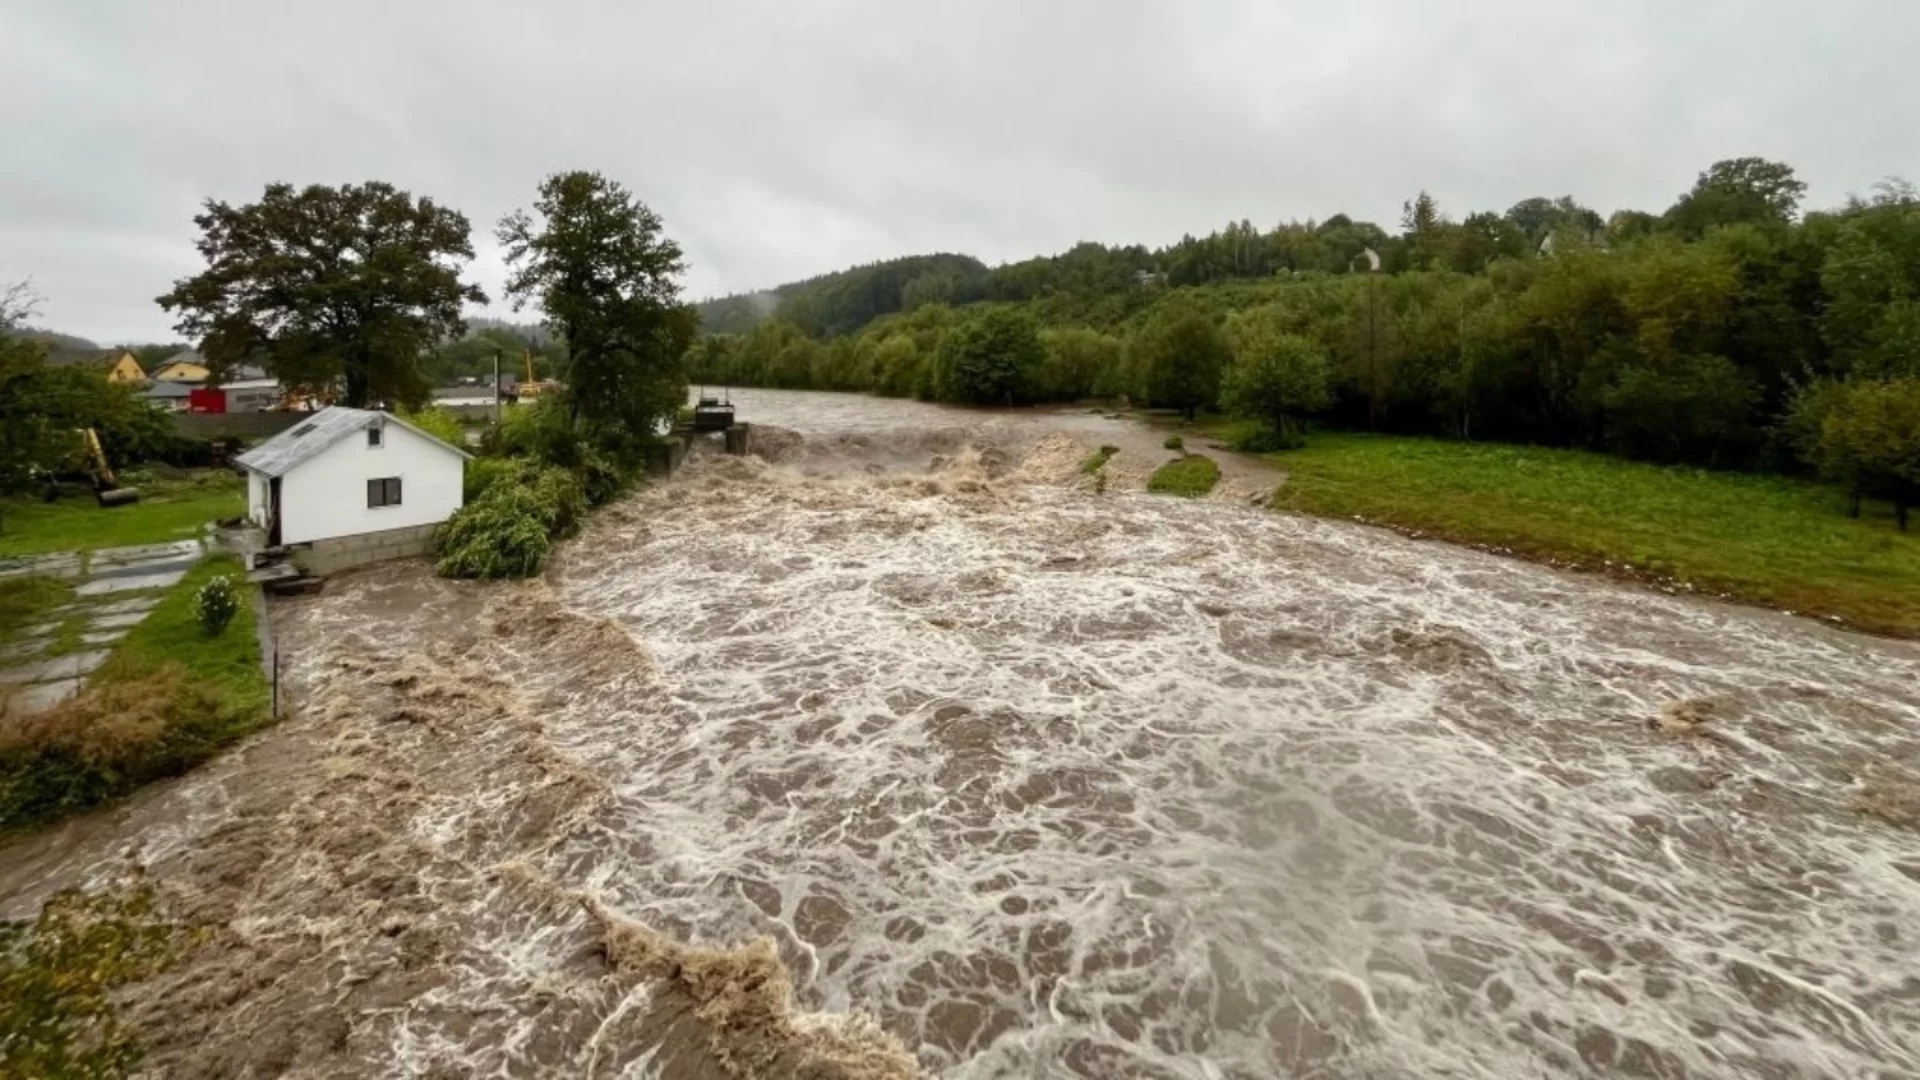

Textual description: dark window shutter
[367,478,381,507]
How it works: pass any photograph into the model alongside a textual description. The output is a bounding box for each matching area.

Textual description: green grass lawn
[98,555,270,714]
[0,471,244,559]
[1213,428,1920,636]
[1,555,271,830]
[0,576,75,639]
[1147,454,1221,497]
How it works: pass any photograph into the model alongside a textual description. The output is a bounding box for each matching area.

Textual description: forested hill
[692,196,1597,341]
[697,253,988,338]
[4,326,101,354]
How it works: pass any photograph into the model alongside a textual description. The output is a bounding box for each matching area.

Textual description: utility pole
[1359,247,1382,430]
[493,349,502,430]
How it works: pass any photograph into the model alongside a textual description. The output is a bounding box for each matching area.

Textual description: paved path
[0,540,205,718]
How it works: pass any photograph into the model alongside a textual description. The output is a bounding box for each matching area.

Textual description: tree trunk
[1847,489,1862,518]
[344,363,370,408]
[1899,501,1910,533]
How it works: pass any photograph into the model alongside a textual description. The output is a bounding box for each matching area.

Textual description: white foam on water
[464,391,1920,1078]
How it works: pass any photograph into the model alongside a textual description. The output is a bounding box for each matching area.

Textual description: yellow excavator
[82,428,140,508]
[517,350,557,400]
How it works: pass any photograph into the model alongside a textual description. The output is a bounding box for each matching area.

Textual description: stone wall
[289,522,440,577]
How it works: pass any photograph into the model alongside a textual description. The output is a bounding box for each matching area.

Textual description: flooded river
[4,390,1917,1078]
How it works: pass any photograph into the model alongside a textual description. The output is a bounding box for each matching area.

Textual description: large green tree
[1664,158,1807,237]
[1816,378,1920,528]
[1131,298,1229,420]
[937,306,1044,404]
[157,182,485,408]
[1222,306,1332,447]
[499,171,695,444]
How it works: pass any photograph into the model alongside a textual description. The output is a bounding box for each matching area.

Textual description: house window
[367,477,402,508]
[368,427,383,447]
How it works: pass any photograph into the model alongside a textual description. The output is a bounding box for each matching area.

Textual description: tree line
[689,159,1920,527]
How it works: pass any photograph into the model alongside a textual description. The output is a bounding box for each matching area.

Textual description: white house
[235,407,469,574]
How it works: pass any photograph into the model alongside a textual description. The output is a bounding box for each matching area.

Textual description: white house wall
[247,470,268,530]
[276,422,464,546]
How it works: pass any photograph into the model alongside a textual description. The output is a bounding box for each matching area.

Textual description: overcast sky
[4,0,1915,344]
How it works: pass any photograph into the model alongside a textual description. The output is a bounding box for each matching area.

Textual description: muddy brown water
[3,388,1918,1078]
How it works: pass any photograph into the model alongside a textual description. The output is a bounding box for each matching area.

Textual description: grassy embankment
[0,555,271,830]
[1202,422,1920,636]
[0,471,245,559]
[1147,454,1221,497]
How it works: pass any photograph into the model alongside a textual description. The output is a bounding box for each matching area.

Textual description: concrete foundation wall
[290,522,440,577]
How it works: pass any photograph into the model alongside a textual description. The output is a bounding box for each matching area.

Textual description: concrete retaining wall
[440,403,500,423]
[289,522,440,577]
[642,437,688,478]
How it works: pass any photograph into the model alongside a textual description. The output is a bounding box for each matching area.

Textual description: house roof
[144,381,194,399]
[234,406,472,478]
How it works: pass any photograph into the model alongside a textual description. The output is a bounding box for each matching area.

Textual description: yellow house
[151,350,210,384]
[101,349,147,384]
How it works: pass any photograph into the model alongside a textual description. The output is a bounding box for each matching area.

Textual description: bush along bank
[435,398,647,581]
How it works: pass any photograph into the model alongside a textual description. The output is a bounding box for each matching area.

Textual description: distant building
[144,380,195,412]
[431,385,502,408]
[190,376,284,414]
[150,350,211,383]
[1135,269,1169,288]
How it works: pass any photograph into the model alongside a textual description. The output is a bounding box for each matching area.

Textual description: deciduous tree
[937,306,1043,404]
[1222,307,1332,447]
[1665,157,1807,237]
[1131,298,1229,420]
[157,182,485,408]
[499,171,696,445]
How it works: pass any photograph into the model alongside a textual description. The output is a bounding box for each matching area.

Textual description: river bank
[1,391,1916,1077]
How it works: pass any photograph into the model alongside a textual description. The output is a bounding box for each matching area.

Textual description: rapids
[1,389,1915,1078]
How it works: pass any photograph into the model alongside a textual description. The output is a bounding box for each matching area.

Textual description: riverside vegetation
[689,161,1920,536]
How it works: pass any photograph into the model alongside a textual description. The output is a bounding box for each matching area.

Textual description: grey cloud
[3,0,1915,343]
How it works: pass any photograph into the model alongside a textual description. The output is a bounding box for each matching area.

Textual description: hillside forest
[691,159,1920,525]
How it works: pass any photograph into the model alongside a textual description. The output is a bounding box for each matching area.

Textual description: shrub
[435,485,554,580]
[526,464,589,538]
[463,457,519,503]
[1080,445,1120,474]
[0,666,248,826]
[399,406,468,448]
[1163,435,1184,451]
[575,447,632,507]
[1148,454,1221,497]
[494,396,582,466]
[1231,424,1307,453]
[194,574,239,637]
